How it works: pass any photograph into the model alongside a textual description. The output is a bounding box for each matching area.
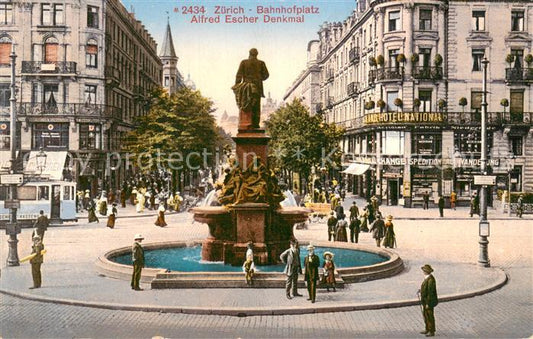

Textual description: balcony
[326,96,334,109]
[412,66,443,80]
[105,66,121,87]
[21,61,77,75]
[505,67,533,84]
[349,48,360,64]
[15,103,122,120]
[347,82,358,97]
[446,112,532,125]
[374,66,404,82]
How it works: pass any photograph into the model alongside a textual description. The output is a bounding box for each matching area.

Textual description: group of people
[279,240,337,303]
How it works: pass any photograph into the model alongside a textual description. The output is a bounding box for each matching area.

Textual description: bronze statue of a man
[232,48,269,130]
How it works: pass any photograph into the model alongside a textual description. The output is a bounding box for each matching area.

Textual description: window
[0,83,9,106]
[420,48,431,68]
[164,76,169,87]
[87,6,99,28]
[386,91,398,112]
[43,84,59,107]
[381,131,405,155]
[79,124,101,150]
[472,11,485,31]
[472,49,485,71]
[511,49,523,69]
[0,3,13,25]
[85,40,97,68]
[32,123,69,149]
[0,121,9,150]
[511,11,524,31]
[41,4,64,26]
[419,90,432,112]
[44,37,59,64]
[0,38,12,65]
[18,186,37,200]
[471,91,482,112]
[388,11,400,31]
[510,136,523,156]
[84,85,96,104]
[38,186,49,200]
[412,133,442,155]
[389,49,399,68]
[419,9,432,30]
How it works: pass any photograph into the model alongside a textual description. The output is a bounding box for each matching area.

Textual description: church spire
[160,21,177,58]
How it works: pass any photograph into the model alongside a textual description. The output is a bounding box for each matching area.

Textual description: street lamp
[478,57,490,268]
[36,147,47,174]
[507,155,516,217]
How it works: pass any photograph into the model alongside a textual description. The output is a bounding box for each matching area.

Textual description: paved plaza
[0,197,532,337]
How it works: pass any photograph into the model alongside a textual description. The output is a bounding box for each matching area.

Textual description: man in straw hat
[303,243,320,303]
[280,239,303,299]
[29,234,44,289]
[131,234,145,291]
[418,264,438,337]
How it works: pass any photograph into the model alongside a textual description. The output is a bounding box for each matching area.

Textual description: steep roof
[160,23,177,58]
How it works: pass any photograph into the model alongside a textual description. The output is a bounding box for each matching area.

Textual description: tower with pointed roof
[160,19,184,94]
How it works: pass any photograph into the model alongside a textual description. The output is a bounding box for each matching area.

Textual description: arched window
[86,39,97,68]
[44,37,59,64]
[0,36,12,66]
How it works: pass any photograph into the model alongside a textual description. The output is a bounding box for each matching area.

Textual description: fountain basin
[95,241,404,288]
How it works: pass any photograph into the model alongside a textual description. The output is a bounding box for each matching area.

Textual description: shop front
[411,165,441,208]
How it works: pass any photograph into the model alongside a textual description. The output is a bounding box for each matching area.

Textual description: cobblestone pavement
[0,198,532,337]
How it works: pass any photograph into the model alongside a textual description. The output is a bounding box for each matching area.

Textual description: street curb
[0,268,508,316]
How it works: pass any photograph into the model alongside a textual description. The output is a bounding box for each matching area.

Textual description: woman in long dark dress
[335,213,348,242]
[382,215,396,248]
[107,204,117,229]
[154,205,167,227]
[88,200,99,223]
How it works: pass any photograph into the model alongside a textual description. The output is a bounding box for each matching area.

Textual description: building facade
[160,21,184,94]
[0,0,161,194]
[288,0,533,207]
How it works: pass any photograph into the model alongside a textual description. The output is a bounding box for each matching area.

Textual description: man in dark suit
[131,234,145,291]
[349,201,359,222]
[418,264,438,337]
[233,48,269,129]
[438,196,445,217]
[32,210,49,242]
[280,239,302,299]
[327,212,337,241]
[29,235,44,289]
[369,212,385,247]
[304,244,320,303]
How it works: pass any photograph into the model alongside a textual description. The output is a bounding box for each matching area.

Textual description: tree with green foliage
[265,99,344,192]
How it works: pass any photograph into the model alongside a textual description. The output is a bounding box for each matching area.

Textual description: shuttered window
[45,43,58,63]
[0,42,11,65]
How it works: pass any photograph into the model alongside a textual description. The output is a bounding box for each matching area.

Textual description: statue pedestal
[232,203,269,265]
[233,129,270,169]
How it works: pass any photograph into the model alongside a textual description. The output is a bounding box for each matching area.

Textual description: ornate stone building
[160,20,184,94]
[287,0,532,208]
[0,0,161,194]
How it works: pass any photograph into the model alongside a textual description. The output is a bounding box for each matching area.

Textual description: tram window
[63,186,73,200]
[38,186,49,200]
[18,186,37,200]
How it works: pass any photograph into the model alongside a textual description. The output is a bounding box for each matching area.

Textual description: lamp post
[507,155,516,216]
[478,57,490,268]
[6,45,19,266]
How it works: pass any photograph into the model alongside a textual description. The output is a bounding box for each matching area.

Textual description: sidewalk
[0,211,515,316]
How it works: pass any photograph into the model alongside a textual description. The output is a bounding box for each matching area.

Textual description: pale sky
[121,0,356,119]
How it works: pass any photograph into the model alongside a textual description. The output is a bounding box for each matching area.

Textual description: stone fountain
[191,48,311,266]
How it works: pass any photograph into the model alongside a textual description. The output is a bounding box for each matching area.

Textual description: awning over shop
[24,151,68,180]
[342,162,370,175]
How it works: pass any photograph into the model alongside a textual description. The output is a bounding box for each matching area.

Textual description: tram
[0,180,77,224]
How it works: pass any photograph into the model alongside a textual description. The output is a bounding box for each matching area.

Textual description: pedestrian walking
[322,251,336,292]
[83,189,91,210]
[438,196,444,218]
[450,191,457,210]
[107,203,117,229]
[349,217,360,243]
[149,190,156,210]
[279,239,303,299]
[327,212,337,241]
[120,189,126,208]
[418,264,438,337]
[304,244,320,303]
[349,201,359,221]
[29,234,44,289]
[382,215,396,248]
[423,192,430,210]
[131,234,145,291]
[359,207,369,232]
[87,200,99,223]
[108,190,115,205]
[335,213,348,242]
[98,191,107,216]
[154,204,167,227]
[367,202,376,224]
[32,210,49,243]
[369,212,385,247]
[516,194,524,218]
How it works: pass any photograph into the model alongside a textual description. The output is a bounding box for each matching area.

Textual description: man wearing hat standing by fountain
[418,264,438,337]
[304,244,320,303]
[131,234,145,291]
[280,239,303,299]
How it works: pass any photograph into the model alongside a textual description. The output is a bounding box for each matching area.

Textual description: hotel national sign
[364,112,446,125]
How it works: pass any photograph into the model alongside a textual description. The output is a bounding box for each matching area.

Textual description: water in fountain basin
[112,246,387,272]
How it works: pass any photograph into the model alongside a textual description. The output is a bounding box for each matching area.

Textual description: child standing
[242,242,255,286]
[322,251,336,292]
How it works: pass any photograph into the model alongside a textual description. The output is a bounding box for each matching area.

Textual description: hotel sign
[364,112,446,125]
